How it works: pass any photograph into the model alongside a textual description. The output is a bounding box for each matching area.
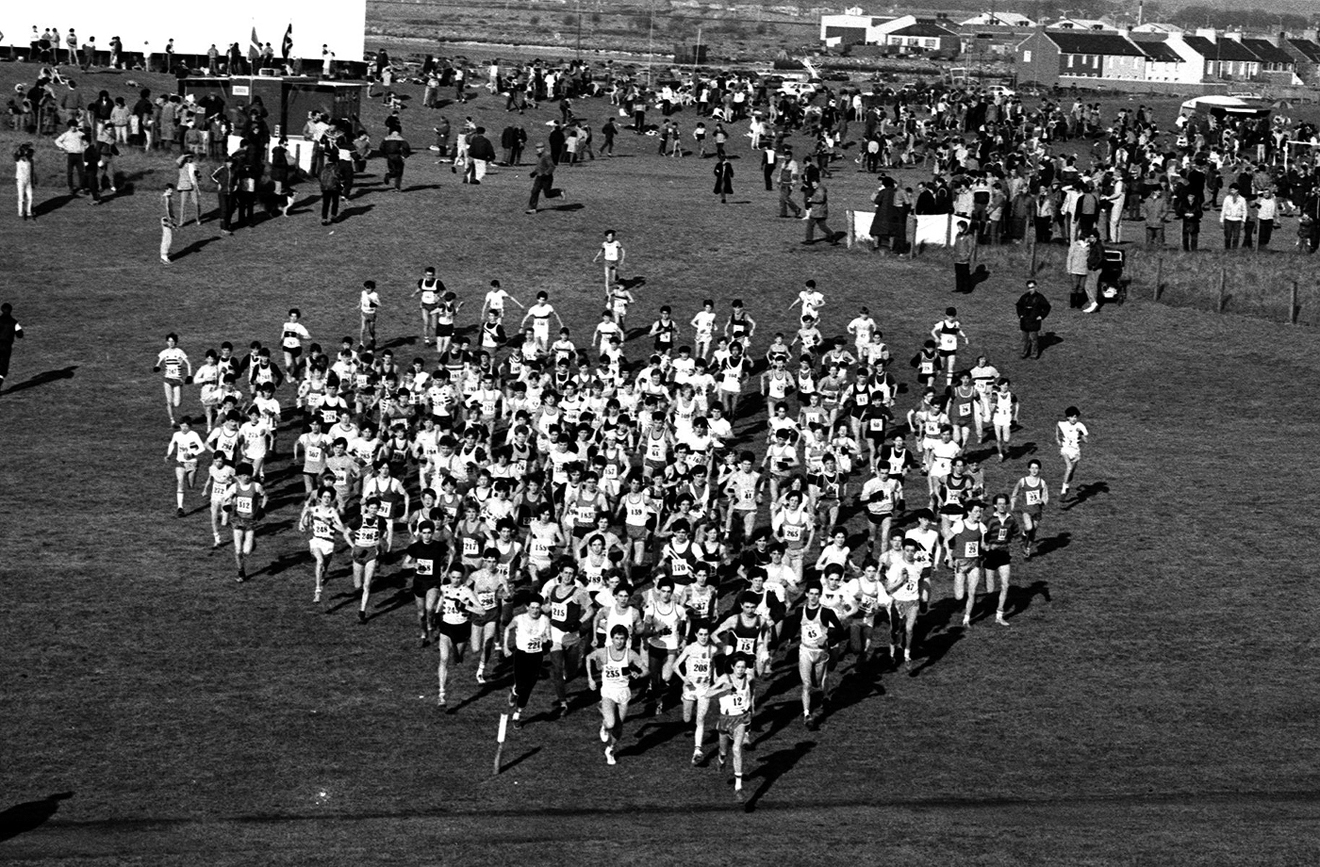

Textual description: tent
[1179,95,1271,118]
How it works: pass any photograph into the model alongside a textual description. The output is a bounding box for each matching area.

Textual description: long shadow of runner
[1065,481,1109,508]
[1004,580,1051,620]
[1034,531,1071,557]
[0,792,74,842]
[3,365,77,395]
[625,719,689,756]
[744,741,815,812]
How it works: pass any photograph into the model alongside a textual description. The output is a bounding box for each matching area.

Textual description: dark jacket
[1015,290,1051,332]
[713,161,733,194]
[467,133,496,162]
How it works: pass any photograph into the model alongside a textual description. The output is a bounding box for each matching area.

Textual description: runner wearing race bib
[795,584,843,730]
[1010,459,1050,559]
[587,626,648,766]
[676,623,720,764]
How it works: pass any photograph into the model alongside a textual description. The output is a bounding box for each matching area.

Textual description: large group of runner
[155,237,1091,799]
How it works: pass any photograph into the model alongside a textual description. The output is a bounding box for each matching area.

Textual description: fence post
[1155,256,1164,301]
[1218,267,1228,313]
[1291,280,1299,325]
[1029,238,1037,276]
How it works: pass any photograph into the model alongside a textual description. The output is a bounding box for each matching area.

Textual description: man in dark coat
[0,302,24,390]
[465,126,496,183]
[1015,279,1051,359]
[380,130,412,191]
[713,154,733,204]
[526,143,556,213]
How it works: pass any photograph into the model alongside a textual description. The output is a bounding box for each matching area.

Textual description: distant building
[1016,29,1145,85]
[959,12,1036,27]
[820,12,960,54]
[1282,34,1320,86]
[1181,32,1261,81]
[1046,18,1114,32]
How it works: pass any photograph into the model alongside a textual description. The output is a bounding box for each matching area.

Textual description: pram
[1098,247,1127,304]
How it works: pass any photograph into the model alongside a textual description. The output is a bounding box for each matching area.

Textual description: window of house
[1024,49,1032,62]
[1066,54,1073,68]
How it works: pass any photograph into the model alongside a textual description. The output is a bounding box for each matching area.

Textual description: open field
[2,62,1320,865]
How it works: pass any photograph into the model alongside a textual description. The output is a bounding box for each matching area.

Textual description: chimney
[1195,27,1217,41]
[1225,31,1242,43]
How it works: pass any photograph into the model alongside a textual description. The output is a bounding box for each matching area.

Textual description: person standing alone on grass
[1015,280,1050,360]
[160,183,177,264]
[952,220,975,292]
[380,129,411,191]
[777,148,802,218]
[0,303,24,392]
[319,153,342,225]
[1256,189,1276,249]
[1143,187,1168,247]
[1221,185,1246,250]
[14,143,35,220]
[713,153,733,205]
[1176,190,1201,252]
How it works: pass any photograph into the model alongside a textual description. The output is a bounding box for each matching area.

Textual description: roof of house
[1045,31,1146,57]
[1287,37,1320,62]
[1137,40,1183,62]
[960,12,1036,26]
[1048,18,1112,31]
[891,21,959,37]
[1241,38,1294,65]
[1182,35,1260,62]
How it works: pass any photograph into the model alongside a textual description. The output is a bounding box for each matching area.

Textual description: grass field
[2,62,1319,865]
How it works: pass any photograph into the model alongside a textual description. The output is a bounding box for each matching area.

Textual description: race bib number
[735,637,755,655]
[690,657,710,680]
[416,559,434,576]
[996,528,1009,543]
[306,445,323,463]
[377,501,393,519]
[860,597,875,614]
[477,590,496,609]
[1026,490,1042,505]
[524,636,543,653]
[443,598,461,616]
[463,538,479,557]
[959,404,972,417]
[720,693,748,715]
[869,418,885,432]
[549,601,569,621]
[804,623,821,643]
[235,497,253,516]
[784,524,803,543]
[962,541,980,558]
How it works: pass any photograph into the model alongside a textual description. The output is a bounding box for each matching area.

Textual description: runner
[154,332,192,425]
[990,377,1020,462]
[164,416,205,517]
[592,229,626,290]
[846,558,891,669]
[690,299,717,360]
[1010,459,1050,559]
[221,462,267,581]
[884,538,925,668]
[642,577,686,713]
[710,652,755,801]
[280,308,311,382]
[359,280,381,350]
[1056,405,1090,499]
[362,461,410,553]
[946,500,987,629]
[520,290,564,354]
[543,562,593,718]
[469,546,509,683]
[402,519,451,643]
[931,306,967,388]
[983,494,1019,626]
[349,497,388,624]
[714,591,771,678]
[433,565,482,708]
[202,452,235,548]
[410,266,444,346]
[586,625,648,765]
[300,486,350,604]
[502,593,552,728]
[947,370,978,449]
[794,582,843,729]
[675,621,719,764]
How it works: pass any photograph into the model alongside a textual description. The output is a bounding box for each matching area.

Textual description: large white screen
[3,2,365,62]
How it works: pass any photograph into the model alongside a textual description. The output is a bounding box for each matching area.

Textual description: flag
[282,24,293,60]
[249,27,259,63]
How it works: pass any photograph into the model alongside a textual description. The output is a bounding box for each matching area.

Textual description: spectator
[318,153,342,224]
[1015,279,1051,360]
[1256,189,1277,249]
[0,302,24,391]
[802,182,838,246]
[380,129,412,191]
[14,143,36,221]
[526,143,556,214]
[1176,190,1201,252]
[54,120,86,193]
[952,220,975,290]
[1221,184,1247,249]
[1143,188,1169,247]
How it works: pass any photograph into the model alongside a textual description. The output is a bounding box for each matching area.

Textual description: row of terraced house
[1014,26,1320,92]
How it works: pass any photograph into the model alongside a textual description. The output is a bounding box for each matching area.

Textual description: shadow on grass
[1004,580,1052,619]
[744,741,816,812]
[1039,331,1064,353]
[174,237,221,260]
[495,746,542,775]
[618,276,647,290]
[625,719,689,757]
[3,366,78,395]
[1065,481,1109,508]
[1034,532,1071,557]
[34,194,78,217]
[548,202,585,212]
[338,205,374,222]
[0,792,74,842]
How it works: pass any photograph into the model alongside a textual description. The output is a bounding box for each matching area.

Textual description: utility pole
[646,0,655,85]
[576,0,582,59]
